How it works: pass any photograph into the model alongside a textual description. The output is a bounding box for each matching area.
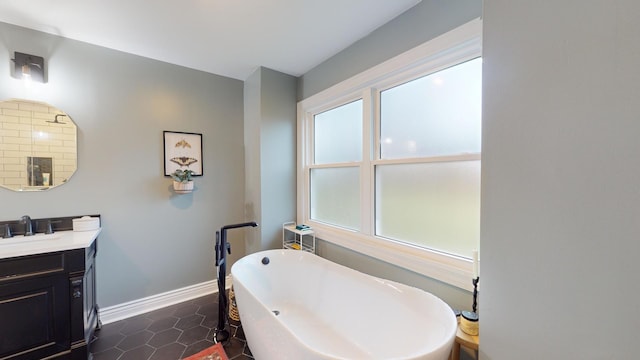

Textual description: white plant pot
[173,180,194,194]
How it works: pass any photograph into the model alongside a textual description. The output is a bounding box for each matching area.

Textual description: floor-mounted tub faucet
[214,221,258,344]
[20,215,34,236]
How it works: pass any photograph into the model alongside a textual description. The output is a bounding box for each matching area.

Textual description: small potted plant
[170,169,195,194]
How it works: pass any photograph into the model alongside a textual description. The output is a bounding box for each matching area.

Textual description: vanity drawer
[0,252,65,281]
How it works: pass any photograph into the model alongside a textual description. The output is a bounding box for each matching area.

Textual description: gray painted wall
[297,0,482,312]
[0,22,246,308]
[243,68,262,253]
[244,67,297,254]
[481,1,640,358]
[298,0,483,100]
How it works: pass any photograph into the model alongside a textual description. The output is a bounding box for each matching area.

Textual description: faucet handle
[1,224,12,238]
[36,219,58,234]
[43,220,54,234]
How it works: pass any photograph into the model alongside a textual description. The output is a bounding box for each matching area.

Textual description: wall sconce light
[12,52,46,83]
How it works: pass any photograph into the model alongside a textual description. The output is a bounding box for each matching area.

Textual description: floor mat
[181,342,229,360]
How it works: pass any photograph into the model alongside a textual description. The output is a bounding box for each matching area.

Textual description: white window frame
[297,18,482,291]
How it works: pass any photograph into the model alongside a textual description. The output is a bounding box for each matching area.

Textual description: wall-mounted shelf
[283,222,315,253]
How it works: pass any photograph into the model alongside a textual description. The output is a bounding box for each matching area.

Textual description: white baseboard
[99,275,233,325]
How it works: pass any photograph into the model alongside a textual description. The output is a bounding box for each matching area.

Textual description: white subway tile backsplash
[0,100,77,188]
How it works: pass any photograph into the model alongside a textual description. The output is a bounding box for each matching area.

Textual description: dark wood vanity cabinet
[0,239,98,359]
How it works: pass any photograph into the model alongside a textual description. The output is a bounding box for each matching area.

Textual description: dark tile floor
[89,293,253,360]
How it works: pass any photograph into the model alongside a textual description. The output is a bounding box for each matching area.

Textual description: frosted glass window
[314,100,363,164]
[310,167,360,230]
[299,29,483,286]
[380,57,482,159]
[375,161,480,257]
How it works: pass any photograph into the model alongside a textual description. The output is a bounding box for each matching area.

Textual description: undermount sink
[0,233,60,245]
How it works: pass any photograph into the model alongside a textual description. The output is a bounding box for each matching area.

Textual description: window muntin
[310,100,363,230]
[373,56,482,258]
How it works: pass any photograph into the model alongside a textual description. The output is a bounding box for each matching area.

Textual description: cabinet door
[0,275,70,359]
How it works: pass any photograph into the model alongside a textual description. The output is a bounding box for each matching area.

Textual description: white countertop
[0,228,101,259]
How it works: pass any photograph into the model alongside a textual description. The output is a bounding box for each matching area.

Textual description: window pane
[375,161,480,256]
[310,167,360,230]
[380,58,482,159]
[314,100,362,164]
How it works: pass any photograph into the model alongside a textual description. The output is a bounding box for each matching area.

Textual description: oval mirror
[0,99,77,191]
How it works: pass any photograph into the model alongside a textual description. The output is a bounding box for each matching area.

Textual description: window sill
[307,221,476,292]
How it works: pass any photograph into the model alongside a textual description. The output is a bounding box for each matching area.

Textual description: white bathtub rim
[232,249,457,359]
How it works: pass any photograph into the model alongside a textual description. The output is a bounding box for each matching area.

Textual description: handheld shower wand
[214,221,258,344]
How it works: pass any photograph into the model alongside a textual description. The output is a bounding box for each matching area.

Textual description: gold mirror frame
[0,99,78,191]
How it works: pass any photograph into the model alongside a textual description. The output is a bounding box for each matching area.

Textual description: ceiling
[0,0,422,80]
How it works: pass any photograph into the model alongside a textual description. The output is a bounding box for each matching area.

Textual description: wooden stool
[449,325,479,360]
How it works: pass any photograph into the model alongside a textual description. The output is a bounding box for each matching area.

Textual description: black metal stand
[213,230,229,344]
[472,276,479,313]
[213,222,258,344]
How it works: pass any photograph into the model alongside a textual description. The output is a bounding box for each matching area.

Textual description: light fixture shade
[12,52,46,83]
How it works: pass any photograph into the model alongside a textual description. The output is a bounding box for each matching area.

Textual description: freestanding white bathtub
[231,249,457,360]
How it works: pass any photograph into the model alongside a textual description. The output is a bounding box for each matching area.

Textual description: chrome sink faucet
[20,215,34,236]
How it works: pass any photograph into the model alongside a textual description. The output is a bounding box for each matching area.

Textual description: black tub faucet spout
[221,221,258,232]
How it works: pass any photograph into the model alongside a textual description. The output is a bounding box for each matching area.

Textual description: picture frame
[163,131,203,176]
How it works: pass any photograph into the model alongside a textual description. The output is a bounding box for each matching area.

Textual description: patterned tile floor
[90,293,253,360]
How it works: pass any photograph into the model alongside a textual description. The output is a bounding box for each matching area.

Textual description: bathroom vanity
[0,227,100,359]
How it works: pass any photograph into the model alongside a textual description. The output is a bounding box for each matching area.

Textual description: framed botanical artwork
[163,131,203,176]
